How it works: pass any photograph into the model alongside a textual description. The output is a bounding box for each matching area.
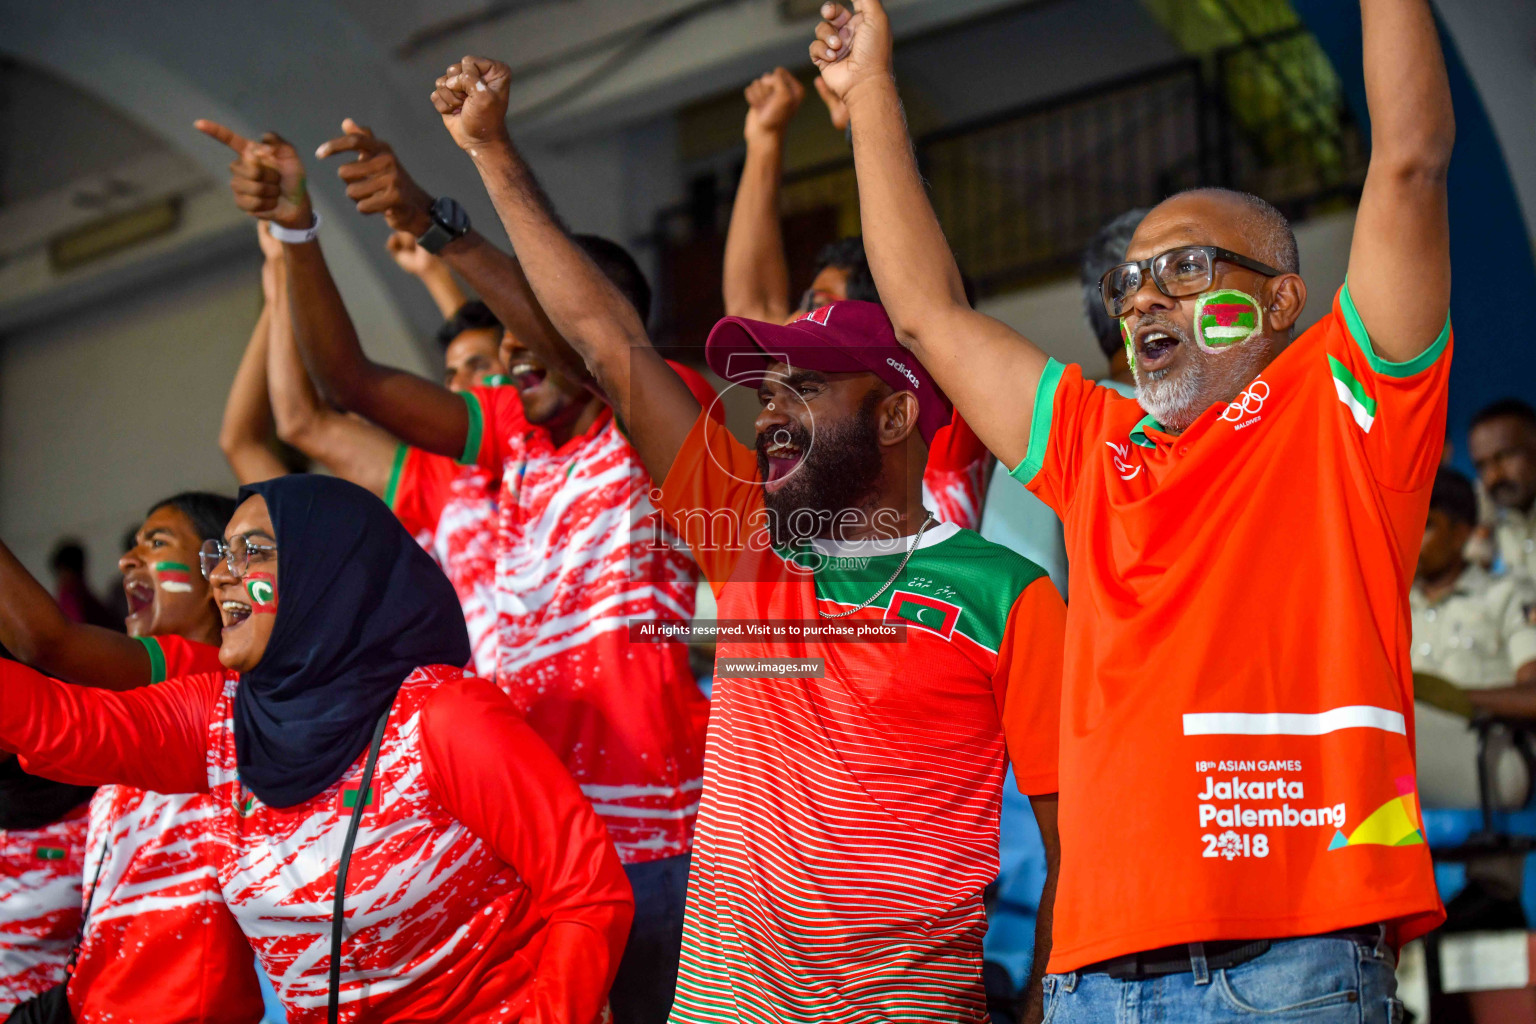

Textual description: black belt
[1080,925,1384,980]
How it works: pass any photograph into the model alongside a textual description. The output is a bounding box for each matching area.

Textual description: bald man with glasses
[814,0,1456,1018]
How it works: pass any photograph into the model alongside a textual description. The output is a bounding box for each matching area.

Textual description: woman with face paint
[0,474,632,1023]
[0,492,265,1022]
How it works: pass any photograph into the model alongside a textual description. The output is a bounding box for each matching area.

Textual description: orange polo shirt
[1015,284,1450,971]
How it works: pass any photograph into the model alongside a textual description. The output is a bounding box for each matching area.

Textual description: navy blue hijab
[233,475,470,808]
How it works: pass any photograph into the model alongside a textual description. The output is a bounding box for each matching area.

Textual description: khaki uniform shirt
[1496,506,1536,580]
[1410,564,1536,688]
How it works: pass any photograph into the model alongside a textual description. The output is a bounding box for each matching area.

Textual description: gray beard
[1134,340,1271,433]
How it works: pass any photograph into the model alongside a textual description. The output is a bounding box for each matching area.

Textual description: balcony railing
[648,26,1367,347]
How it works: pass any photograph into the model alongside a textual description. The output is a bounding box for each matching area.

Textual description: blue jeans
[609,853,690,1024]
[1043,934,1404,1023]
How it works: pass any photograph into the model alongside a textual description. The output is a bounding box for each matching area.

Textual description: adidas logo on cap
[887,357,920,389]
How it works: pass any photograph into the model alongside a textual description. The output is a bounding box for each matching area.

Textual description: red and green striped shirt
[657,411,1065,1021]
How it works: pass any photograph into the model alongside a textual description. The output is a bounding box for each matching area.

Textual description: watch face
[432,197,469,235]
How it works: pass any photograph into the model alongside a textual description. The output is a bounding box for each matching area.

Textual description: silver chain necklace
[817,512,936,619]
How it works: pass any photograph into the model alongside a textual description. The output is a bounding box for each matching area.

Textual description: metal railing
[648,26,1367,343]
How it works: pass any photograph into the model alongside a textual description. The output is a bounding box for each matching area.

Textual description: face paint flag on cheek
[154,562,195,593]
[1195,289,1263,351]
[482,373,512,387]
[1121,318,1136,374]
[244,573,278,614]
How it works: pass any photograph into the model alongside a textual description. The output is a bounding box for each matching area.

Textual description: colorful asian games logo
[1329,776,1424,850]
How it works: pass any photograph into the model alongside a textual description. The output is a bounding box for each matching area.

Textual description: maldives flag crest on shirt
[884,590,962,640]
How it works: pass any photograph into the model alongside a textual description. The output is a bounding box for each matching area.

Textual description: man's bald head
[1119,187,1308,434]
[1133,188,1299,274]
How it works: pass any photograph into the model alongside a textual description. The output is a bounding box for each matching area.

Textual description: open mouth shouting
[507,356,548,395]
[1134,320,1187,374]
[760,430,806,493]
[123,576,155,623]
[220,598,253,630]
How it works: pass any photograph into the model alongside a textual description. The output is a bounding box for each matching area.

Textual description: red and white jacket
[387,448,501,679]
[463,375,717,864]
[0,805,87,1014]
[922,412,993,531]
[1,660,633,1024]
[24,635,262,1024]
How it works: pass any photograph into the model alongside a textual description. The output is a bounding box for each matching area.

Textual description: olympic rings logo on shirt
[1218,380,1270,422]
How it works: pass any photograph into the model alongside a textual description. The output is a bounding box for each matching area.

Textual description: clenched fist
[809,1,894,107]
[195,120,312,230]
[386,231,441,278]
[744,68,805,145]
[315,119,434,235]
[431,56,513,152]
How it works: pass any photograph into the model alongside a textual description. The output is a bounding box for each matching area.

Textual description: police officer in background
[1469,398,1536,578]
[1412,466,1536,808]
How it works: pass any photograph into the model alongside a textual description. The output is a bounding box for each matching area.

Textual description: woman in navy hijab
[0,475,632,1023]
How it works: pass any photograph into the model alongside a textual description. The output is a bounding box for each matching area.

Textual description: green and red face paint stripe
[1194,289,1263,350]
[155,562,195,594]
[244,572,277,613]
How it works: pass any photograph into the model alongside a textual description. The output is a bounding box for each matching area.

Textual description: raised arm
[431,57,702,483]
[0,660,217,794]
[220,225,292,485]
[722,68,803,322]
[0,538,154,690]
[1344,0,1454,358]
[386,231,467,318]
[421,678,632,1024]
[194,119,471,460]
[314,120,592,389]
[263,242,400,495]
[812,1,1049,470]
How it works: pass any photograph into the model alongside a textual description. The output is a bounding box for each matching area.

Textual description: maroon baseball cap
[704,300,953,445]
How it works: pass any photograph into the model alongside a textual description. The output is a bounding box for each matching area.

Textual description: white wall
[0,250,262,595]
[1434,0,1536,250]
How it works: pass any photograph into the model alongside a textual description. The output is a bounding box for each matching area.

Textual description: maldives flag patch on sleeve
[885,590,961,640]
[33,846,66,861]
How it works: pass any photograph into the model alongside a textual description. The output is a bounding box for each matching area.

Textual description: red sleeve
[385,445,458,542]
[0,660,219,793]
[923,410,993,530]
[664,361,725,424]
[136,635,225,683]
[993,577,1065,796]
[1326,283,1453,491]
[461,386,529,472]
[419,676,633,1024]
[654,409,765,592]
[1011,360,1119,517]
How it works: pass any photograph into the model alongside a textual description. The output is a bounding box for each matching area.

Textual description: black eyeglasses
[1100,245,1283,319]
[199,536,277,580]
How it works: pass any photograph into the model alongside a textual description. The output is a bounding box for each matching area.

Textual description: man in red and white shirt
[206,119,714,1022]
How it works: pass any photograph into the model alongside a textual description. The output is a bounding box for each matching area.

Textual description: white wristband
[268,212,322,244]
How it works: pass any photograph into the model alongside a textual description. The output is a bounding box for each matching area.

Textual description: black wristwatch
[417,196,470,254]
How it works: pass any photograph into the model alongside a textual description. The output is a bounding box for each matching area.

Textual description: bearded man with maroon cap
[423,53,1067,1024]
